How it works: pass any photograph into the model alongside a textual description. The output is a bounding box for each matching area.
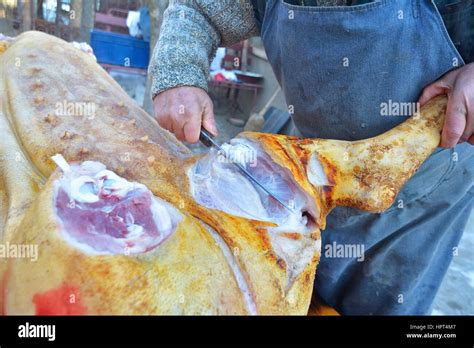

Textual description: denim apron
[256,0,474,314]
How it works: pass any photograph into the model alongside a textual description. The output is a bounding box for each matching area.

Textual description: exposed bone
[51,154,72,174]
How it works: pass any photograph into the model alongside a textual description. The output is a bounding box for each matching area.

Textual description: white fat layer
[201,222,257,315]
[269,232,321,292]
[126,224,144,238]
[150,197,174,233]
[220,142,256,167]
[307,153,329,187]
[70,176,99,203]
[63,166,147,205]
[52,155,182,255]
[271,212,308,233]
[188,156,269,221]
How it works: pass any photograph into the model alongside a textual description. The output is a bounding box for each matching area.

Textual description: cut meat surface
[53,155,181,255]
[188,138,318,233]
[188,138,322,289]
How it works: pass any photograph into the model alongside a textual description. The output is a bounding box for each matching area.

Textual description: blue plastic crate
[90,30,150,69]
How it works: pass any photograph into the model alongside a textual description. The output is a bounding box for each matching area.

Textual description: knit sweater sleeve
[149,0,260,99]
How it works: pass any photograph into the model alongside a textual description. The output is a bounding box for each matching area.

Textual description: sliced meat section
[52,155,181,255]
[188,138,318,233]
[188,138,321,288]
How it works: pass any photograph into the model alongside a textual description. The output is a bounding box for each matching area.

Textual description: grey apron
[257,0,474,314]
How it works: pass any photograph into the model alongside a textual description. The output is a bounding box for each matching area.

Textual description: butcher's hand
[419,63,474,148]
[153,86,218,143]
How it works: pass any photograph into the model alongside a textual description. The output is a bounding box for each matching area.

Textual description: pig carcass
[0,32,447,315]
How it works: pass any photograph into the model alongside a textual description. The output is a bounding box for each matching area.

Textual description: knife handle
[199,128,215,148]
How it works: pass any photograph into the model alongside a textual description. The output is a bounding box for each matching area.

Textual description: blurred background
[0,0,472,315]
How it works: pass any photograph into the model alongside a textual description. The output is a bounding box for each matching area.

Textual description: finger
[419,70,458,106]
[156,112,172,132]
[460,85,474,143]
[170,110,185,141]
[201,102,218,136]
[419,84,449,107]
[183,109,202,144]
[171,114,186,141]
[461,107,473,143]
[153,94,171,130]
[441,90,467,148]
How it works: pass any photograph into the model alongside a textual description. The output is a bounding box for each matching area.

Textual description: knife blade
[199,128,296,214]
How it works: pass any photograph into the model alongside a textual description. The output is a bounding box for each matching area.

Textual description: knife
[199,128,296,214]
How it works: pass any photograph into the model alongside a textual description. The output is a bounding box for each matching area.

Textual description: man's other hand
[419,63,474,148]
